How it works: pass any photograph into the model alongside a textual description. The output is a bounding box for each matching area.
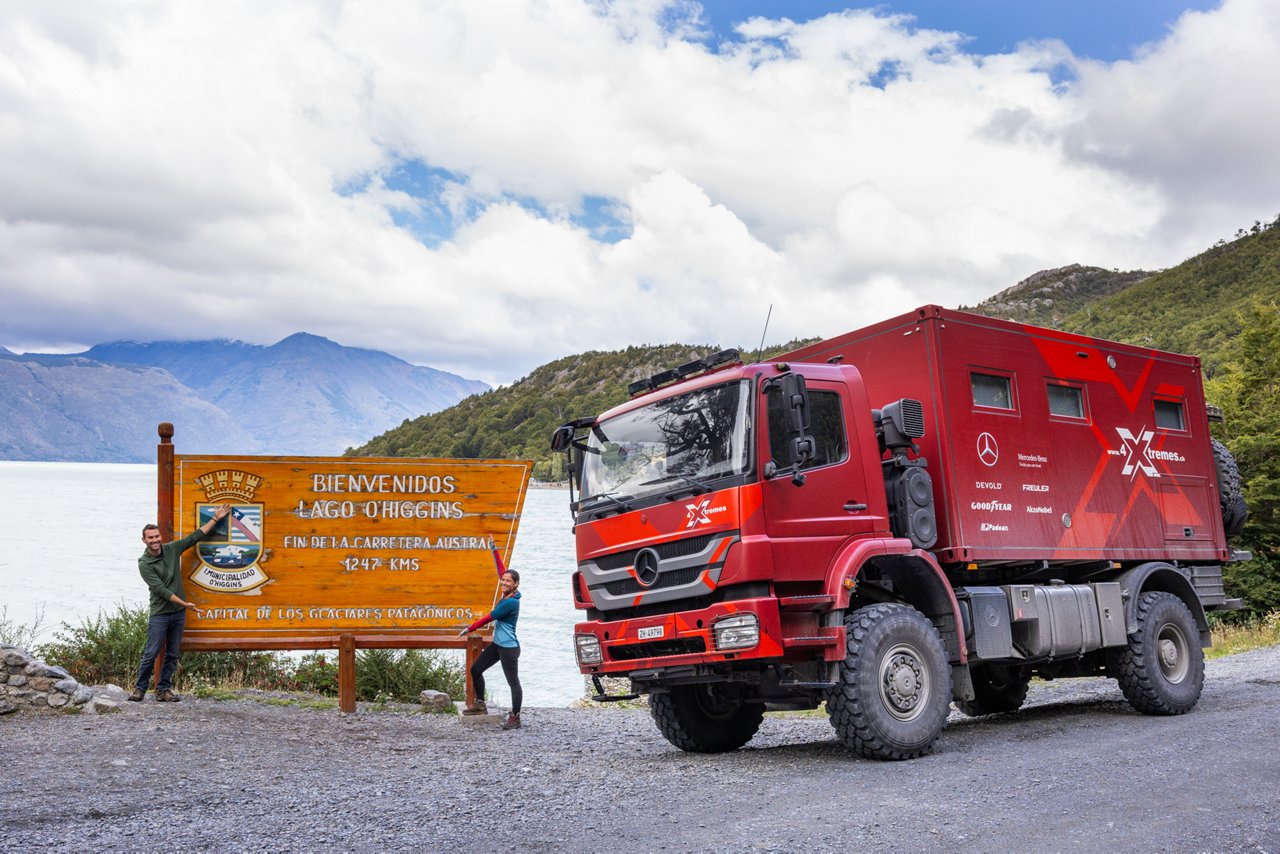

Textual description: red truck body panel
[780,305,1230,565]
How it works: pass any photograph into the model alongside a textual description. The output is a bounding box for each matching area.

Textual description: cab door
[759,377,878,582]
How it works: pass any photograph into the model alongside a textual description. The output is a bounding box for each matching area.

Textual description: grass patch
[1208,611,1280,659]
[192,684,241,701]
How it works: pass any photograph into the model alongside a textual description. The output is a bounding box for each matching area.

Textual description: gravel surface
[3,646,1279,852]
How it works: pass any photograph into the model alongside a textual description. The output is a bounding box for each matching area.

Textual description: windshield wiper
[642,472,713,497]
[583,491,633,513]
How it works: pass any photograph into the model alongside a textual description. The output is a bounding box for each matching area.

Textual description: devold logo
[976,432,999,467]
[685,499,728,528]
[1113,427,1159,479]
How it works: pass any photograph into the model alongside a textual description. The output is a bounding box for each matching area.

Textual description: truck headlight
[713,613,759,651]
[574,633,603,666]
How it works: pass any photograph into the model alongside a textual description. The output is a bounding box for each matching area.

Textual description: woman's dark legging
[471,642,522,714]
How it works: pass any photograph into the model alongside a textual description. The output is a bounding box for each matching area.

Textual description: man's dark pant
[135,610,185,693]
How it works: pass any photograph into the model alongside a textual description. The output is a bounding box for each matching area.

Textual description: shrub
[37,601,466,701]
[292,652,340,695]
[41,602,150,687]
[355,648,464,702]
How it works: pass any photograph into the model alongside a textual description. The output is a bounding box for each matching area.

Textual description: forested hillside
[348,340,814,479]
[1059,219,1280,374]
[962,264,1152,329]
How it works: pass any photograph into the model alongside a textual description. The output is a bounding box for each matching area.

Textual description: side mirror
[781,372,811,437]
[550,424,575,452]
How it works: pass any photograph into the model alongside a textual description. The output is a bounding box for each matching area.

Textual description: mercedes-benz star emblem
[633,548,661,587]
[977,432,999,467]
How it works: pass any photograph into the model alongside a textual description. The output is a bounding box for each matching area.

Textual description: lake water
[0,462,585,708]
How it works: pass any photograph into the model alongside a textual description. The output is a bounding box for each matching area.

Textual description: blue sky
[0,1,1274,385]
[696,1,1220,60]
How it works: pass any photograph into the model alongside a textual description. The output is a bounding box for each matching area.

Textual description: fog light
[575,633,603,666]
[713,613,759,651]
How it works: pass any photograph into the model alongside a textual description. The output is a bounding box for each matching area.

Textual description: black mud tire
[955,664,1030,717]
[1110,591,1204,715]
[1211,437,1248,537]
[827,604,951,760]
[649,684,764,753]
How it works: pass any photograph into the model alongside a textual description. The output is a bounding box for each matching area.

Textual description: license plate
[637,625,665,640]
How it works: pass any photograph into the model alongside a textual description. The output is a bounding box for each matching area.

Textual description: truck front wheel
[827,603,951,760]
[649,683,764,753]
[955,664,1030,717]
[1110,591,1204,715]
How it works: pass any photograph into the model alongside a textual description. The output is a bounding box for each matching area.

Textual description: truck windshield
[581,380,751,504]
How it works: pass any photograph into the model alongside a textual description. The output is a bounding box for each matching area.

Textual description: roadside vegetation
[1208,611,1280,659]
[1,602,463,703]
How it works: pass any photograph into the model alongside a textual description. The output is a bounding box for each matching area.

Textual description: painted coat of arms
[190,469,270,592]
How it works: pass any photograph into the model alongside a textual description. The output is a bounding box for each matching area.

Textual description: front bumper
[575,597,786,675]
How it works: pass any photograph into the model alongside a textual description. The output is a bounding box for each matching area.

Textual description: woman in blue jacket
[458,549,522,729]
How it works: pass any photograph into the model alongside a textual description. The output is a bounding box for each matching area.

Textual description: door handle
[843,502,867,512]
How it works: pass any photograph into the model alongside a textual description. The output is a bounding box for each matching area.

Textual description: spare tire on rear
[1211,437,1248,537]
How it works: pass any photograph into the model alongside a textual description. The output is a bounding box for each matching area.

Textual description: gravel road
[3,645,1278,853]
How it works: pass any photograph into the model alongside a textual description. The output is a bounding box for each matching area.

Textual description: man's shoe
[156,691,182,703]
[127,689,145,702]
[461,701,488,716]
[501,713,521,730]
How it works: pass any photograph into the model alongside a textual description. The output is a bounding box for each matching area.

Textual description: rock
[24,662,71,680]
[71,686,94,706]
[53,678,79,695]
[90,696,124,715]
[8,673,28,688]
[418,690,454,713]
[47,693,69,708]
[457,707,505,726]
[0,671,8,684]
[3,650,31,668]
[95,685,129,702]
[27,676,55,692]
[0,700,16,716]
[29,693,49,707]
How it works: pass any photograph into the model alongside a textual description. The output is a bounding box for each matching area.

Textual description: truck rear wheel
[955,664,1030,717]
[649,683,764,753]
[1110,591,1204,715]
[827,604,951,760]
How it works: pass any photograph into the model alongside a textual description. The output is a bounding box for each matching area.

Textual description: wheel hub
[1156,622,1190,684]
[880,644,929,721]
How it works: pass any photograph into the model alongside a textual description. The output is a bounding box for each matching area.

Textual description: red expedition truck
[550,306,1249,760]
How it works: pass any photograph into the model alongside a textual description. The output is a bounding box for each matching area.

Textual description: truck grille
[602,565,704,596]
[607,638,706,661]
[589,533,720,571]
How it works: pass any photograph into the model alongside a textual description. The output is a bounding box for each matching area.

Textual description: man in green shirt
[129,503,231,702]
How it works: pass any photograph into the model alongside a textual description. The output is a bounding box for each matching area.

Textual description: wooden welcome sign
[154,423,532,711]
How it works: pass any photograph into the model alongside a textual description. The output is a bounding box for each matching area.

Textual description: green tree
[1207,299,1280,616]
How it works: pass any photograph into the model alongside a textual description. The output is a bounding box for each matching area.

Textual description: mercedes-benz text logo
[633,548,661,587]
[977,432,999,467]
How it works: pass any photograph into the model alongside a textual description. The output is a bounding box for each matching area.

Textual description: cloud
[0,1,1273,385]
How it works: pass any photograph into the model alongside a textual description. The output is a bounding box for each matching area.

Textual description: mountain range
[5,218,1276,466]
[0,334,487,462]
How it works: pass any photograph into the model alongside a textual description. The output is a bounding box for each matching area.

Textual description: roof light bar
[628,349,743,398]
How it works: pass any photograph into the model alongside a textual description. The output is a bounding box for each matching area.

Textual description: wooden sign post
[159,425,532,712]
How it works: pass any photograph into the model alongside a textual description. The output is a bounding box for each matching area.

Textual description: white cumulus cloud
[0,0,1273,384]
